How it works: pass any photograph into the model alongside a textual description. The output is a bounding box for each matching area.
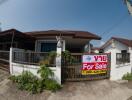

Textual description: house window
[41,42,57,52]
[116,50,130,64]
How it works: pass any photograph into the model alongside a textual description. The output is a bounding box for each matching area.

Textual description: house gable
[101,37,132,53]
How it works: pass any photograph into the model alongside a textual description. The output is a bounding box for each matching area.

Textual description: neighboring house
[91,47,100,53]
[0,29,101,53]
[101,37,132,80]
[91,47,103,53]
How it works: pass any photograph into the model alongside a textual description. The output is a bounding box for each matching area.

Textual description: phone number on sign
[82,70,107,75]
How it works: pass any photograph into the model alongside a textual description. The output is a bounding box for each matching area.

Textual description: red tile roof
[111,37,132,47]
[0,29,101,41]
[25,30,101,40]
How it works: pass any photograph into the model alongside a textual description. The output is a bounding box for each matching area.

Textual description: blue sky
[0,0,132,46]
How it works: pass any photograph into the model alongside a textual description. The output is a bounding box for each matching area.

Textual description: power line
[100,14,129,37]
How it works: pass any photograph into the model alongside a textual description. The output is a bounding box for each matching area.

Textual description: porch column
[84,41,91,53]
[110,39,117,80]
[62,40,65,51]
[110,48,117,80]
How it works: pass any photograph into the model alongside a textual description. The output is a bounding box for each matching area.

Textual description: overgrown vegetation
[10,65,61,94]
[39,51,56,67]
[10,71,43,94]
[10,64,61,94]
[122,72,132,80]
[62,50,75,65]
[9,50,74,94]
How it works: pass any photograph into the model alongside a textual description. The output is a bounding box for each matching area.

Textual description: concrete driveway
[0,69,132,100]
[48,80,132,100]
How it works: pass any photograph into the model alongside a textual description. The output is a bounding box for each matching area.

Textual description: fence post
[56,47,61,84]
[56,36,62,84]
[9,47,13,74]
[128,47,132,71]
[110,46,117,80]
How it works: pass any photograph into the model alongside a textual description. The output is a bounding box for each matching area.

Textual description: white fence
[106,47,132,80]
[10,48,61,84]
[9,46,132,84]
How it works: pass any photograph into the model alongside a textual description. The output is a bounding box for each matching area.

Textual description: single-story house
[0,29,101,53]
[101,37,132,80]
[0,29,102,84]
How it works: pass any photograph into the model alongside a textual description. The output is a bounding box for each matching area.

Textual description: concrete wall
[10,62,61,83]
[104,39,132,80]
[10,47,62,84]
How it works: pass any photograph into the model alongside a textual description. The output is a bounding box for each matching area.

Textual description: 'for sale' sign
[82,55,108,75]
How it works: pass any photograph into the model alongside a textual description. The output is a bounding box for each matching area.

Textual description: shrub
[37,64,54,80]
[62,50,75,65]
[44,79,61,92]
[10,51,63,94]
[37,64,61,91]
[122,72,132,80]
[10,65,61,94]
[9,71,43,94]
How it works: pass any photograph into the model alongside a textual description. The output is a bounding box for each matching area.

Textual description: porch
[26,30,101,53]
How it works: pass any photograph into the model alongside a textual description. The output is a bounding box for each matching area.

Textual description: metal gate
[61,53,111,82]
[0,51,10,71]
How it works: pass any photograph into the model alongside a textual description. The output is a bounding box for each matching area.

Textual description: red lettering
[102,56,107,61]
[94,56,98,61]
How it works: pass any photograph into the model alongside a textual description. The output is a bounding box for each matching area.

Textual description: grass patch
[122,72,132,80]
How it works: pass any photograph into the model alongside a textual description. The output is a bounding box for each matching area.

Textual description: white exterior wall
[104,40,132,80]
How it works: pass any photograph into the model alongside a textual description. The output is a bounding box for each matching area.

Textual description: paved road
[0,69,132,100]
[0,69,9,82]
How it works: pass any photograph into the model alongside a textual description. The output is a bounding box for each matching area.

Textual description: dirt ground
[0,69,132,100]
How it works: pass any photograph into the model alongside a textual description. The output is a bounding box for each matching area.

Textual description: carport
[0,29,36,71]
[0,29,35,51]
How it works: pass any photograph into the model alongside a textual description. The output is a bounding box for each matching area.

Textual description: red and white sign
[82,55,108,75]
